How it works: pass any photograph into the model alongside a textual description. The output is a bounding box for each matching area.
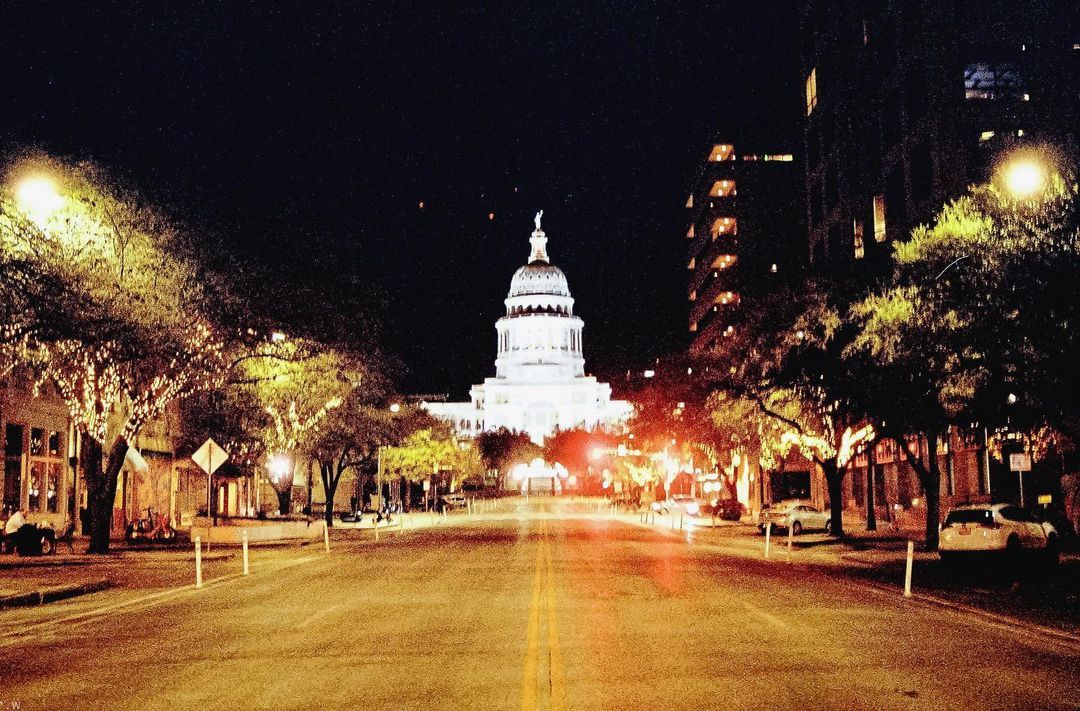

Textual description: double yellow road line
[521,518,566,711]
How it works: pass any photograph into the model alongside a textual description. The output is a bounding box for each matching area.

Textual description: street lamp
[14,176,64,225]
[1002,160,1045,198]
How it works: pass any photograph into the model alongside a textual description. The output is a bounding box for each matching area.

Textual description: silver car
[759,501,832,535]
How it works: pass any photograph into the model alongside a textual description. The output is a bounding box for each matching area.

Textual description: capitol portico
[424,212,631,444]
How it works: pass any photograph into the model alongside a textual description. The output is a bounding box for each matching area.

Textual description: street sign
[422,479,430,492]
[192,438,228,475]
[1008,453,1031,472]
[1037,494,1052,505]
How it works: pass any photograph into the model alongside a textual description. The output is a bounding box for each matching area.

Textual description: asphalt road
[1,499,1078,710]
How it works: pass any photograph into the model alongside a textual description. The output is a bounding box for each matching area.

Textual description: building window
[707,144,734,161]
[710,217,736,239]
[805,67,818,116]
[872,195,886,242]
[853,218,865,259]
[964,62,1025,101]
[685,194,694,208]
[709,180,736,197]
[3,424,24,515]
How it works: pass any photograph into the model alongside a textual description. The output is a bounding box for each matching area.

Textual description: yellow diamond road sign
[192,438,229,475]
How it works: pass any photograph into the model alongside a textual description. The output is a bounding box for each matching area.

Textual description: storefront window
[3,424,24,515]
[47,463,62,513]
[30,427,46,457]
[49,431,62,457]
[28,461,45,510]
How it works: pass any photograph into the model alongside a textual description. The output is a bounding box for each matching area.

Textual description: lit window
[690,321,698,333]
[769,263,778,273]
[685,194,694,208]
[709,180,736,197]
[764,154,794,162]
[711,217,736,239]
[805,67,818,115]
[708,144,735,161]
[686,224,695,239]
[964,62,1026,101]
[712,254,736,270]
[872,195,886,242]
[979,130,995,142]
[689,290,697,301]
[853,218,865,259]
[688,257,696,270]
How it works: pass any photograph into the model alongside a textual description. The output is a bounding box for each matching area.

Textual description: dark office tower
[801,0,1079,273]
[684,143,804,353]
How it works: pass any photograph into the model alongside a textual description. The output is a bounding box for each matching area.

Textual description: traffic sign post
[192,438,229,525]
[1009,453,1032,508]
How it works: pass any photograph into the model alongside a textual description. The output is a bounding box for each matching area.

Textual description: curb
[0,579,113,609]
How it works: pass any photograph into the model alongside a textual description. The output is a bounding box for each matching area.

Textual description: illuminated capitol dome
[425,211,631,444]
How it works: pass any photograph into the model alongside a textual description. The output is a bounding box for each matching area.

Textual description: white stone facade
[425,214,631,444]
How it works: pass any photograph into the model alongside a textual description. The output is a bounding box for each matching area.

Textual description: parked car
[652,495,702,517]
[759,501,831,535]
[939,504,1059,562]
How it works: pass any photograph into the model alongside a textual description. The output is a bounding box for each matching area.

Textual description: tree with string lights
[1,151,233,552]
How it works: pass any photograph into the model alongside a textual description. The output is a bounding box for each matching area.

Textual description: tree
[1,152,232,552]
[474,428,541,482]
[705,282,866,537]
[846,153,1080,546]
[382,424,478,491]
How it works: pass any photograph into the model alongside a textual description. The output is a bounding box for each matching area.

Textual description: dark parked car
[711,498,744,521]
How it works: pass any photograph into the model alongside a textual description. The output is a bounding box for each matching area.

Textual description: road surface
[1,499,1077,710]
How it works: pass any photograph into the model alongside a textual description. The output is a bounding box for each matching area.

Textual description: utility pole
[866,441,876,532]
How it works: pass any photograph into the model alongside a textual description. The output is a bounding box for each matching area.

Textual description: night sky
[2,2,801,397]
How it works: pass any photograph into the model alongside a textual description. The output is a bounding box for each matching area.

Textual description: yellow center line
[544,522,566,711]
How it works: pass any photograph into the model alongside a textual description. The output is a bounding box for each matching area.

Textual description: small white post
[194,536,203,588]
[904,540,914,597]
[764,525,771,559]
[323,519,330,552]
[242,530,249,576]
[787,523,794,564]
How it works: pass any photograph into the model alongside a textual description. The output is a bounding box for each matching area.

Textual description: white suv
[939,504,1059,561]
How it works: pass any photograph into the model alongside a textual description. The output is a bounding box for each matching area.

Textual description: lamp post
[1001,158,1046,199]
[14,176,64,225]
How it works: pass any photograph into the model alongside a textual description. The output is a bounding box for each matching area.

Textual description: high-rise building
[684,144,803,353]
[802,0,1079,272]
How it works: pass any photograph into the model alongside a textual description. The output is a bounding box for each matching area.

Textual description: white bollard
[904,541,914,597]
[787,523,794,564]
[323,520,331,552]
[764,525,771,559]
[242,530,249,576]
[194,536,203,588]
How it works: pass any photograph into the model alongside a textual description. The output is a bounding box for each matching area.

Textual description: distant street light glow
[389,403,401,414]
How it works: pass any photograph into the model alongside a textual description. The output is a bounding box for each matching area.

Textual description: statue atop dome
[529,210,549,263]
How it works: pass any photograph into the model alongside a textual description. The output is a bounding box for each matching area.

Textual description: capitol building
[425,212,632,444]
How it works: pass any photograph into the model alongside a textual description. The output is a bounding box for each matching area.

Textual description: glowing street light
[268,454,292,483]
[15,176,64,224]
[1001,158,1046,199]
[389,403,401,414]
